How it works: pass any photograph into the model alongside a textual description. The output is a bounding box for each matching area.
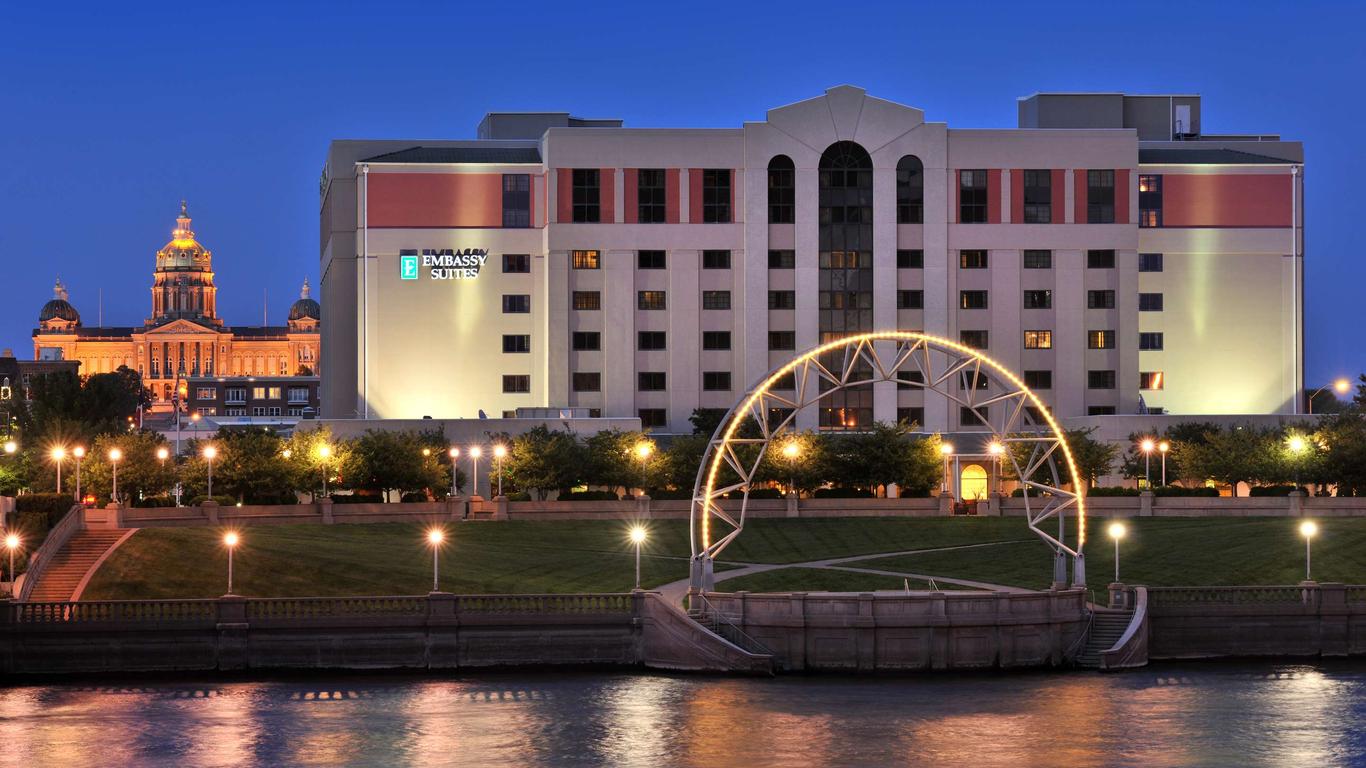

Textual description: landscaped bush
[132,495,177,508]
[506,491,532,502]
[812,486,876,499]
[399,492,429,503]
[188,495,237,507]
[330,491,384,504]
[558,490,621,501]
[745,488,784,500]
[1249,485,1302,497]
[1153,485,1220,497]
[1085,487,1142,497]
[644,488,691,500]
[15,493,78,527]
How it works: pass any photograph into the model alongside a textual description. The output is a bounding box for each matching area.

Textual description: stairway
[1075,606,1134,668]
[27,529,133,602]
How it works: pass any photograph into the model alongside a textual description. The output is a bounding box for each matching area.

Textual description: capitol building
[34,203,320,411]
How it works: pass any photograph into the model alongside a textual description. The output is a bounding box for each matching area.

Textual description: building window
[572,250,600,269]
[637,291,666,310]
[1088,330,1116,350]
[287,387,309,403]
[897,249,924,269]
[637,250,666,270]
[503,254,530,273]
[1088,406,1116,416]
[1087,290,1116,309]
[288,407,303,417]
[768,155,795,223]
[960,330,989,349]
[897,370,926,385]
[638,409,667,428]
[502,375,530,393]
[502,174,531,228]
[702,290,731,310]
[196,387,216,399]
[1139,332,1164,351]
[637,331,666,351]
[960,290,989,310]
[897,407,926,426]
[502,335,531,353]
[896,155,924,223]
[572,331,600,351]
[502,294,531,313]
[702,371,731,391]
[961,406,989,426]
[960,250,988,269]
[1023,249,1052,269]
[771,371,796,390]
[1139,174,1162,228]
[1087,170,1116,223]
[1022,170,1052,223]
[702,169,731,223]
[1087,249,1116,269]
[768,250,795,269]
[959,170,988,223]
[1024,330,1053,349]
[225,388,246,404]
[702,249,731,269]
[571,169,600,223]
[637,169,667,223]
[1024,370,1052,390]
[638,372,666,391]
[769,290,796,310]
[769,331,796,350]
[572,291,601,311]
[1138,252,1163,273]
[1089,370,1117,389]
[1140,371,1165,390]
[702,331,731,350]
[897,290,923,309]
[1023,290,1053,309]
[572,372,601,392]
[1139,293,1164,311]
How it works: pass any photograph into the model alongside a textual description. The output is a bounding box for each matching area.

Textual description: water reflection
[0,663,1363,767]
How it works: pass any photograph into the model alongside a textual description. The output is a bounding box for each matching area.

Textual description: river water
[1,662,1363,767]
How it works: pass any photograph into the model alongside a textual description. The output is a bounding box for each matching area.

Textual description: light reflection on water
[0,663,1363,767]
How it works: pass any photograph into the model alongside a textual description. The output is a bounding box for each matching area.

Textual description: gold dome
[155,200,212,272]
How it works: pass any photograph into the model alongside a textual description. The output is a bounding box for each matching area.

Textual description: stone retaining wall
[1146,584,1366,659]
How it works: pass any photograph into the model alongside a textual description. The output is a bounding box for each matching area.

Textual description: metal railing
[690,593,773,657]
[16,504,85,602]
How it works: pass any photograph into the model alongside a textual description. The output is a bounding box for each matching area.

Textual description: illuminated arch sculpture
[689,331,1087,592]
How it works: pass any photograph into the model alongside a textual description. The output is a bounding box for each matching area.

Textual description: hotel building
[319,86,1304,433]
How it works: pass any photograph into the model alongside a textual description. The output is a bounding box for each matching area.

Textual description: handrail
[1100,586,1148,670]
[692,593,773,656]
[1065,607,1095,662]
[16,503,84,602]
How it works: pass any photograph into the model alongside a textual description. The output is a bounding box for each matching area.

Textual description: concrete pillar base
[785,492,799,518]
[1139,490,1154,516]
[636,494,652,520]
[493,495,509,520]
[318,499,334,524]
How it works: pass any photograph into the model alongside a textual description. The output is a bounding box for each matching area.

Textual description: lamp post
[72,446,86,502]
[1139,438,1155,489]
[108,448,123,505]
[4,534,19,594]
[1299,520,1318,582]
[157,447,169,467]
[1307,378,1352,414]
[317,444,332,498]
[940,443,954,495]
[630,525,647,589]
[469,446,482,498]
[191,412,201,442]
[50,447,66,495]
[3,441,16,455]
[448,447,460,496]
[203,445,218,498]
[1158,440,1170,487]
[1108,522,1126,583]
[782,440,800,496]
[1287,435,1307,490]
[223,531,239,594]
[987,441,1004,495]
[493,445,507,497]
[427,528,444,592]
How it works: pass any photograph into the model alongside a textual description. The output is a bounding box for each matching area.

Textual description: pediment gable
[142,319,221,336]
[764,85,927,153]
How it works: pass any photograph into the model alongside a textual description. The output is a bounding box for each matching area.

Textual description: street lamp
[203,445,218,498]
[50,446,66,494]
[469,446,482,498]
[190,412,201,442]
[157,446,170,466]
[1307,378,1353,414]
[1299,520,1318,582]
[782,440,801,495]
[2,441,16,455]
[629,525,647,590]
[1158,441,1170,487]
[427,528,444,592]
[108,448,123,505]
[1139,438,1156,489]
[448,447,460,496]
[223,531,239,594]
[940,443,955,494]
[4,533,20,593]
[72,446,86,502]
[1108,522,1127,583]
[493,444,507,497]
[317,444,332,497]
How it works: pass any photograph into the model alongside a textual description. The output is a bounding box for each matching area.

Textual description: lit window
[1088,330,1116,349]
[1024,330,1053,349]
[1140,371,1165,390]
[571,250,600,269]
[637,291,666,310]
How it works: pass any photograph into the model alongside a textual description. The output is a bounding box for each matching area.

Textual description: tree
[1009,427,1115,489]
[689,408,727,437]
[22,367,149,439]
[1178,425,1279,496]
[1118,422,1220,487]
[346,430,447,499]
[206,429,296,504]
[756,430,833,495]
[827,422,941,496]
[653,434,708,492]
[281,425,352,499]
[502,426,584,499]
[583,429,655,496]
[1319,412,1366,495]
[82,431,176,504]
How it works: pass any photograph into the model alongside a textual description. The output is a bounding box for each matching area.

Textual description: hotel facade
[320,87,1304,433]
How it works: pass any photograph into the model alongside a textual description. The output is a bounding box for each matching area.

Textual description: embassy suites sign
[399,248,488,280]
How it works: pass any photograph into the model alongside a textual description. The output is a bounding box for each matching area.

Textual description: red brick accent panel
[689,168,703,223]
[367,173,502,228]
[623,169,638,224]
[557,169,572,223]
[987,169,1002,224]
[1011,169,1024,223]
[1050,169,1065,224]
[1073,170,1088,224]
[1115,169,1131,224]
[1162,173,1293,227]
[600,168,615,223]
[665,169,680,223]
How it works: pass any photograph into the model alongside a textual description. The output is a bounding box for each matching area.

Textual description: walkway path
[658,539,1032,603]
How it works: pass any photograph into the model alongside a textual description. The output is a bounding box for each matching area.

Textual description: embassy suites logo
[399,248,489,280]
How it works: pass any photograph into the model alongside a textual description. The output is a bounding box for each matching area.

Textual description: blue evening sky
[1,0,1361,388]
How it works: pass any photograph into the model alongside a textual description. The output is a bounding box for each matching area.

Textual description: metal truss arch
[688,331,1088,591]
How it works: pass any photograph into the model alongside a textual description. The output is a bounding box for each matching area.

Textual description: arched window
[817,141,874,429]
[896,155,924,224]
[767,155,795,223]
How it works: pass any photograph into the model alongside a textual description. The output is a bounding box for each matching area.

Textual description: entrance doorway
[960,464,989,501]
